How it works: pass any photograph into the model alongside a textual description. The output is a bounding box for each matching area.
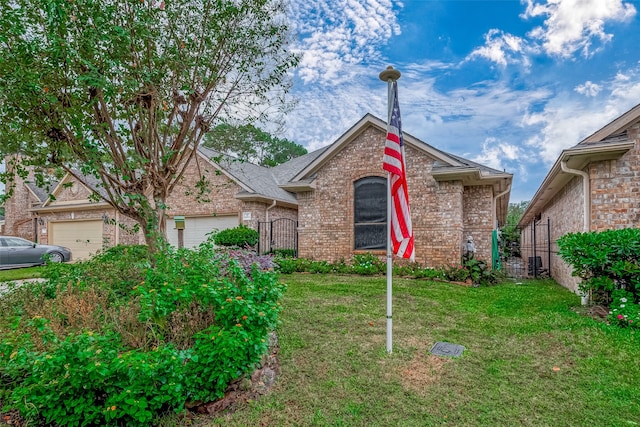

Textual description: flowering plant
[608,289,640,329]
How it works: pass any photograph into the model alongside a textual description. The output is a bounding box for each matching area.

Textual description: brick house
[518,103,640,293]
[281,114,512,265]
[4,114,512,266]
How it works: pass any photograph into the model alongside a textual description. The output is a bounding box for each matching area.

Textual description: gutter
[560,160,590,305]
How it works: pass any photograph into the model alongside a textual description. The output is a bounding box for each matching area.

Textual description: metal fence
[257,218,298,256]
[499,217,552,279]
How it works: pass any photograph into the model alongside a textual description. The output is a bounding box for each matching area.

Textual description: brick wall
[590,126,640,230]
[3,159,39,241]
[463,185,494,262]
[167,155,242,218]
[297,125,496,267]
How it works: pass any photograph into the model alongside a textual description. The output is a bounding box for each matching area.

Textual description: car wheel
[47,251,64,263]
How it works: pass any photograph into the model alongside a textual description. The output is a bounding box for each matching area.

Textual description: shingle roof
[26,181,58,203]
[197,146,327,205]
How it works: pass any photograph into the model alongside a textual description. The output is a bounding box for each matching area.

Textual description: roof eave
[30,201,112,213]
[432,168,513,187]
[235,193,298,209]
[519,141,635,226]
[278,180,317,192]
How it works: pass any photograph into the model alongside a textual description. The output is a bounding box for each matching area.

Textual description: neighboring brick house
[518,103,640,293]
[4,114,512,266]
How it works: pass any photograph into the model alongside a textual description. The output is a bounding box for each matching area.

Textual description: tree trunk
[138,193,169,253]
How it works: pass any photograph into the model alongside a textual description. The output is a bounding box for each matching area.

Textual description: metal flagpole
[379,66,401,354]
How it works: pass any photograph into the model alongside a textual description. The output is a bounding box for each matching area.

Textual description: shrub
[270,248,296,258]
[308,260,333,274]
[441,259,499,286]
[213,225,259,248]
[557,228,640,301]
[0,242,285,426]
[274,256,297,274]
[350,253,385,275]
[42,244,152,300]
[442,263,470,283]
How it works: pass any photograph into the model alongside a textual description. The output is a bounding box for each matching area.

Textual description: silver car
[0,236,72,268]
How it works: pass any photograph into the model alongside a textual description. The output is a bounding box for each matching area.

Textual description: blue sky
[283,0,640,202]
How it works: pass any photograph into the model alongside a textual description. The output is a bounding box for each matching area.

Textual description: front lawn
[209,274,640,426]
[0,266,44,282]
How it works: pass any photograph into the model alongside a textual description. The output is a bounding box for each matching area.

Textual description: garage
[49,220,104,260]
[167,215,239,249]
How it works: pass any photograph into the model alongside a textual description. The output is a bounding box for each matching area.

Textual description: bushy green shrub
[271,252,495,284]
[308,260,333,274]
[557,228,640,301]
[43,244,152,299]
[350,253,385,275]
[0,241,285,426]
[441,259,500,286]
[213,225,259,248]
[274,256,297,274]
[270,248,296,258]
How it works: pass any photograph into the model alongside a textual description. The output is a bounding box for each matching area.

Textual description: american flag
[382,81,415,261]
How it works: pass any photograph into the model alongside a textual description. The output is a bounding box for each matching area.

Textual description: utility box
[174,216,185,230]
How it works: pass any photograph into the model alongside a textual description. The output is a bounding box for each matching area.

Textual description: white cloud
[522,0,636,58]
[471,138,523,171]
[289,0,401,84]
[574,80,602,97]
[523,65,640,163]
[466,29,532,67]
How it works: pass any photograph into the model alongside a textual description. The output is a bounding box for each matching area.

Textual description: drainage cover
[430,342,465,357]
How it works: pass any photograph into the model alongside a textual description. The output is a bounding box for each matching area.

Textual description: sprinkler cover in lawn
[430,342,465,357]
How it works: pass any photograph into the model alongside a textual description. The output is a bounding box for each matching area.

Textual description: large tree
[0,0,298,250]
[203,123,307,167]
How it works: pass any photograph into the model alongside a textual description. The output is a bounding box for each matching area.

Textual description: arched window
[354,177,387,250]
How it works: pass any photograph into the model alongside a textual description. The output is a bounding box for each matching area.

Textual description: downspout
[560,160,590,305]
[492,184,511,270]
[264,200,277,255]
[493,183,511,230]
[560,161,589,232]
[265,200,277,223]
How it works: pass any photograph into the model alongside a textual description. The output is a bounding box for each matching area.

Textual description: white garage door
[167,215,239,249]
[50,220,103,260]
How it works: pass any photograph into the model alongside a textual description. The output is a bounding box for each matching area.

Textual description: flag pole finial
[379,66,401,82]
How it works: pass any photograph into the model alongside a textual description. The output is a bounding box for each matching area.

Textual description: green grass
[0,266,43,282]
[205,274,640,427]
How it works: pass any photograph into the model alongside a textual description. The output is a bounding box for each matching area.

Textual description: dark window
[354,177,387,250]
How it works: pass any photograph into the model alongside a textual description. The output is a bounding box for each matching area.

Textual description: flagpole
[379,66,401,354]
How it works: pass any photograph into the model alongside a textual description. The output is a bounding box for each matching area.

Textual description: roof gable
[42,174,99,207]
[288,114,465,183]
[580,103,640,145]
